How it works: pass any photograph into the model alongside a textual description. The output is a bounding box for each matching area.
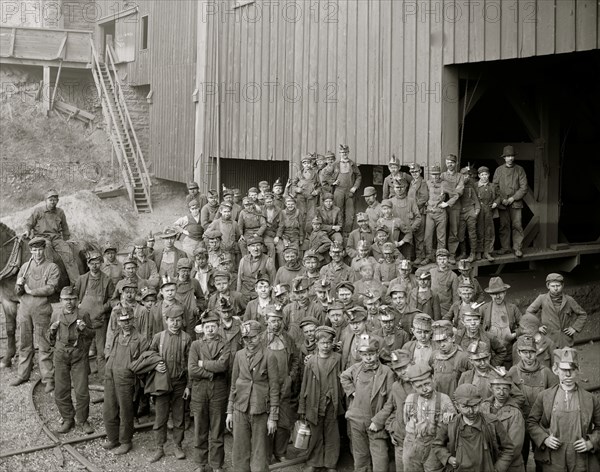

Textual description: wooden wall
[444,0,599,64]
[196,0,599,181]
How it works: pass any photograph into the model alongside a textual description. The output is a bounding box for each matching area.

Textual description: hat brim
[484,284,511,294]
[558,362,578,370]
[456,398,481,406]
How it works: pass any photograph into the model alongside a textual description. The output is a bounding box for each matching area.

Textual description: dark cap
[454,384,481,406]
[60,286,78,299]
[28,237,47,248]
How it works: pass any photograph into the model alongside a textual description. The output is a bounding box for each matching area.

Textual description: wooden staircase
[89,40,152,213]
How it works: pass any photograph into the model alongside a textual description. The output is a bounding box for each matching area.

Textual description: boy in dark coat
[298,326,343,472]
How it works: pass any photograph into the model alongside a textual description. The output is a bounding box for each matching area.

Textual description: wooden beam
[504,88,541,141]
[42,66,51,116]
[55,33,67,60]
[8,28,16,57]
[54,100,95,121]
[522,215,540,249]
[0,57,90,69]
[50,60,63,110]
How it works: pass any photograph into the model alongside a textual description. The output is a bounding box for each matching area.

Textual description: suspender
[159,330,166,357]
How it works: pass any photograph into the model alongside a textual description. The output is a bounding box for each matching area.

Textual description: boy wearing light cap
[243,271,274,330]
[526,273,587,348]
[475,166,500,262]
[340,335,394,472]
[508,335,558,470]
[49,286,95,434]
[512,314,556,369]
[189,311,230,472]
[226,320,280,472]
[389,259,418,296]
[346,212,375,259]
[429,320,470,397]
[402,364,455,472]
[371,349,414,472]
[527,347,600,472]
[147,299,192,463]
[75,250,115,376]
[402,313,435,367]
[480,377,526,472]
[408,268,442,320]
[363,186,382,230]
[432,384,515,472]
[298,326,343,472]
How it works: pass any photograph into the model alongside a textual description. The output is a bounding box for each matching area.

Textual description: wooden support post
[441,66,460,159]
[42,66,51,116]
[50,61,63,110]
[535,96,560,248]
[8,28,16,57]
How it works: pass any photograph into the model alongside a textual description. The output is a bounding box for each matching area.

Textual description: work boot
[149,446,165,463]
[44,382,55,393]
[0,336,15,368]
[9,377,28,387]
[102,440,119,450]
[57,419,74,434]
[113,443,132,455]
[174,445,186,460]
[515,249,523,258]
[484,253,495,262]
[81,421,94,435]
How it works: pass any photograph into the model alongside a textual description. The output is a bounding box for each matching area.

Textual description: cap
[315,326,336,340]
[103,242,117,253]
[258,180,269,187]
[432,320,454,341]
[356,212,369,223]
[133,238,147,248]
[436,248,450,257]
[454,384,482,406]
[380,200,392,209]
[241,320,262,338]
[363,186,377,197]
[409,162,422,172]
[29,237,47,248]
[429,165,442,175]
[299,317,319,329]
[390,349,412,369]
[160,275,177,288]
[466,340,490,359]
[339,144,350,153]
[357,334,379,352]
[461,308,482,318]
[220,201,233,210]
[122,256,138,267]
[147,233,155,243]
[445,154,458,163]
[501,145,517,158]
[336,281,355,293]
[193,246,208,256]
[266,309,283,319]
[242,196,252,205]
[213,270,231,281]
[392,177,409,188]
[346,307,368,323]
[388,155,399,166]
[188,199,200,208]
[201,311,220,324]
[379,309,395,322]
[485,277,511,293]
[327,300,345,312]
[292,276,310,292]
[415,268,431,280]
[218,296,233,312]
[398,259,411,270]
[273,178,283,188]
[363,290,381,304]
[60,286,78,299]
[315,278,331,292]
[457,259,471,271]
[283,244,299,254]
[324,151,335,160]
[554,347,578,369]
[159,227,179,239]
[412,313,433,330]
[165,304,185,319]
[233,188,242,196]
[207,189,219,197]
[187,181,199,190]
[177,258,192,270]
[301,154,314,163]
[387,283,406,296]
[489,377,513,386]
[86,251,102,262]
[120,279,138,291]
[45,189,59,199]
[376,225,390,234]
[355,259,373,272]
[382,242,395,254]
[406,364,433,382]
[460,166,473,175]
[478,166,490,175]
[546,273,564,284]
[247,236,264,246]
[458,279,474,290]
[330,241,344,253]
[140,286,158,300]
[284,195,296,203]
[311,215,323,225]
[255,270,270,284]
[322,192,334,201]
[303,249,319,260]
[273,284,290,297]
[118,306,134,321]
[205,229,222,239]
[222,187,233,197]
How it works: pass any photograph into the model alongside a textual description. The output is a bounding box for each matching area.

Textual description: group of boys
[6,152,597,472]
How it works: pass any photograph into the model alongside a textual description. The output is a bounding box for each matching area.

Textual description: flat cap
[346,306,367,323]
[86,250,103,262]
[390,349,413,369]
[204,229,222,239]
[315,278,331,291]
[406,364,433,382]
[299,317,319,329]
[382,242,396,253]
[436,248,450,257]
[45,189,59,198]
[380,200,393,209]
[177,258,192,270]
[60,286,78,299]
[356,212,369,222]
[546,273,564,284]
[247,236,264,246]
[303,249,319,260]
[466,340,490,359]
[122,256,138,267]
[165,304,185,319]
[429,165,441,175]
[140,286,157,299]
[315,326,336,340]
[445,154,458,163]
[212,270,231,280]
[254,270,270,284]
[29,237,47,248]
[336,281,355,293]
[187,181,199,190]
[201,311,220,324]
[412,313,433,330]
[516,334,537,351]
[118,306,134,321]
[357,334,379,352]
[241,320,262,338]
[454,384,481,405]
[478,166,490,174]
[432,320,454,341]
[363,187,377,197]
[292,276,310,292]
[160,275,177,288]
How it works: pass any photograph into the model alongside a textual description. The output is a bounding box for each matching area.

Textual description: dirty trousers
[54,346,90,423]
[232,411,271,472]
[192,378,228,469]
[153,379,187,446]
[103,369,135,445]
[17,309,54,383]
[348,420,389,472]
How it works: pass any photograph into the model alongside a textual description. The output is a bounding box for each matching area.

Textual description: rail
[89,38,135,207]
[106,43,153,210]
